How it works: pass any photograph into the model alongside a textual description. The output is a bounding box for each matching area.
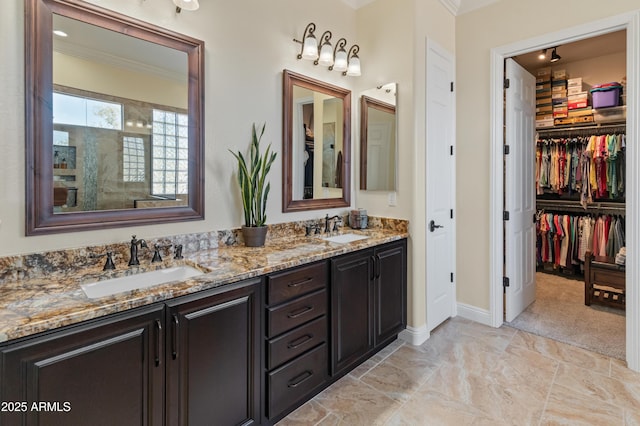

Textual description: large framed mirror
[360,83,397,191]
[25,0,204,235]
[282,70,351,212]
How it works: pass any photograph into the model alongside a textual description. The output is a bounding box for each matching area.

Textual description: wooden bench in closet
[584,251,625,310]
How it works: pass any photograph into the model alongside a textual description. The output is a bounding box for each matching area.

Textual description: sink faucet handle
[333,217,343,232]
[90,251,116,271]
[151,243,173,263]
[174,244,184,259]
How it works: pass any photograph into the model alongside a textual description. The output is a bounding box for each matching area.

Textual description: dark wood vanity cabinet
[0,278,261,426]
[331,240,407,376]
[166,279,262,426]
[264,261,329,422]
[0,304,165,426]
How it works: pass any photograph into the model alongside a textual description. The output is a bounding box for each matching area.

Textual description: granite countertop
[0,228,408,344]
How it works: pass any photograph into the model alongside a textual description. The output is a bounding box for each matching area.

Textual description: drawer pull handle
[288,277,313,288]
[288,370,313,388]
[287,306,313,318]
[287,334,313,349]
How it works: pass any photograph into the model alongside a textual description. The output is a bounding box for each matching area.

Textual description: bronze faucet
[128,235,148,266]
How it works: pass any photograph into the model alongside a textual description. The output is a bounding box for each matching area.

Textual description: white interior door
[504,58,536,322]
[426,39,456,332]
[366,122,392,190]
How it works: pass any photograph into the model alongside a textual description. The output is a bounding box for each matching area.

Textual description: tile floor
[277,317,640,425]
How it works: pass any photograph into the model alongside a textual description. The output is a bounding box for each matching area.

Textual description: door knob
[429,220,443,232]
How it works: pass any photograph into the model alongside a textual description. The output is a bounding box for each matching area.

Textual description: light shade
[550,47,561,63]
[318,42,334,67]
[301,34,318,60]
[346,55,361,76]
[333,47,348,72]
[173,0,199,12]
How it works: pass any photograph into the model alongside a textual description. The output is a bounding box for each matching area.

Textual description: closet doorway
[506,32,627,360]
[488,11,640,372]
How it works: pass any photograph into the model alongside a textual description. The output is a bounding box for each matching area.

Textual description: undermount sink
[81,265,204,299]
[321,233,369,244]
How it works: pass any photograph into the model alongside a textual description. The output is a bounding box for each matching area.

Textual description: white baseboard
[399,324,430,346]
[457,302,492,327]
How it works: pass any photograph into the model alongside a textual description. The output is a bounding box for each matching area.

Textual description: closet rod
[537,122,626,136]
[536,199,626,214]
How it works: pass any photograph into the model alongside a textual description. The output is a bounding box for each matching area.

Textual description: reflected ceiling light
[53,29,68,37]
[173,0,199,13]
[294,24,361,76]
[538,49,546,60]
[550,47,561,63]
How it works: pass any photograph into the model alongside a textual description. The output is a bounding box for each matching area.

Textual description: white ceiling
[342,0,500,15]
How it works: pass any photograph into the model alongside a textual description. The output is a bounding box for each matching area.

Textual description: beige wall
[456,0,639,310]
[0,0,358,256]
[355,0,455,329]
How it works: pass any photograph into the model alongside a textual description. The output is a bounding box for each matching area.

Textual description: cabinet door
[330,249,374,375]
[374,240,407,345]
[0,305,165,426]
[165,279,261,426]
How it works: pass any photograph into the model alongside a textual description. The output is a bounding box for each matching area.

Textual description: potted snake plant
[229,123,277,247]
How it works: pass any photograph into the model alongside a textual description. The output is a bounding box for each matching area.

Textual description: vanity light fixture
[294,24,361,76]
[173,0,199,13]
[295,23,319,60]
[330,38,348,72]
[550,47,561,63]
[345,45,361,76]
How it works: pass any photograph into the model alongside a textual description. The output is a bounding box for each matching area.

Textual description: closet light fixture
[173,0,199,13]
[294,24,362,76]
[538,49,547,60]
[550,47,561,63]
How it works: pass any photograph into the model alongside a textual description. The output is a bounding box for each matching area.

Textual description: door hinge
[503,211,510,221]
[450,82,454,92]
[450,209,454,219]
[450,145,454,155]
[504,145,510,155]
[503,276,510,288]
[450,272,454,283]
[504,78,510,89]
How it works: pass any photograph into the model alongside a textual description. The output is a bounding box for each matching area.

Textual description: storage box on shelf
[590,82,623,108]
[593,105,626,123]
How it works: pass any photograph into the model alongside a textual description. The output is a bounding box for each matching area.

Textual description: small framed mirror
[282,70,351,212]
[25,0,204,235]
[360,83,397,191]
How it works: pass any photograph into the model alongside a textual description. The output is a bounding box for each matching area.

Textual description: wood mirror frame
[25,0,204,235]
[360,94,397,190]
[282,70,351,212]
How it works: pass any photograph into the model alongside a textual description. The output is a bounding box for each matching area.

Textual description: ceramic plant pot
[242,225,268,247]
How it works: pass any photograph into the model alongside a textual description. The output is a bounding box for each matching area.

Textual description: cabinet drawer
[268,262,327,305]
[267,316,327,370]
[268,290,327,337]
[267,343,328,419]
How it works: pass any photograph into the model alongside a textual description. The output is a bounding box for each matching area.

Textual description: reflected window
[53,92,122,130]
[53,130,69,146]
[152,109,189,196]
[123,136,145,182]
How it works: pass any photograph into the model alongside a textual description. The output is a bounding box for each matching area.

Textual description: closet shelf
[536,199,625,215]
[537,122,626,137]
